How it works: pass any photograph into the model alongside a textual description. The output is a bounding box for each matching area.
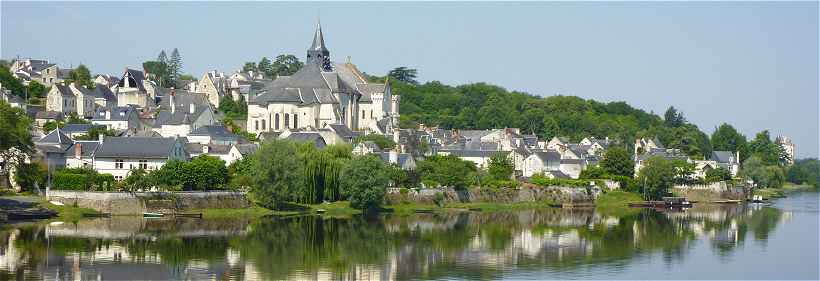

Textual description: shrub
[340,155,390,211]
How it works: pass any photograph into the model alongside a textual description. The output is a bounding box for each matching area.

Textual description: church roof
[310,21,328,53]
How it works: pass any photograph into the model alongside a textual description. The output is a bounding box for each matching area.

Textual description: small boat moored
[143,212,164,218]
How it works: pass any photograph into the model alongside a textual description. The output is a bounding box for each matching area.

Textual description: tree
[487,152,513,180]
[186,155,228,190]
[637,156,676,200]
[786,159,819,188]
[711,123,749,162]
[42,120,63,132]
[169,48,182,83]
[27,81,48,99]
[270,54,302,77]
[600,147,635,178]
[579,165,608,179]
[150,160,188,189]
[1,101,34,187]
[388,67,419,84]
[340,155,390,211]
[157,50,168,65]
[242,62,258,73]
[705,167,732,183]
[143,61,170,87]
[123,168,153,191]
[664,106,686,127]
[749,130,785,165]
[74,126,117,141]
[742,155,785,188]
[250,140,303,209]
[0,67,25,97]
[416,155,477,189]
[67,64,93,89]
[257,57,272,77]
[13,161,47,192]
[541,117,560,140]
[354,134,396,150]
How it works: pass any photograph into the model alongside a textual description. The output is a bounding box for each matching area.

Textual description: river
[1,192,817,280]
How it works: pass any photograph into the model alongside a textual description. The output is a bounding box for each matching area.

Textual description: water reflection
[0,195,809,280]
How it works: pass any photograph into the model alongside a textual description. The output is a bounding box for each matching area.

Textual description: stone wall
[47,191,251,215]
[385,186,600,205]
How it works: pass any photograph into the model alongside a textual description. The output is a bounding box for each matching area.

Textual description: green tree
[1,101,34,187]
[354,134,396,150]
[250,140,303,209]
[258,57,272,77]
[579,165,608,179]
[124,168,153,191]
[664,106,686,127]
[711,123,749,163]
[388,67,419,84]
[748,130,785,165]
[242,62,258,73]
[0,67,25,97]
[74,126,117,141]
[416,155,477,189]
[600,147,635,178]
[157,50,168,65]
[270,54,303,77]
[705,167,732,183]
[150,160,188,189]
[186,155,228,190]
[13,161,47,192]
[786,159,819,188]
[637,156,676,200]
[67,64,93,89]
[742,155,785,188]
[27,81,48,99]
[487,152,513,180]
[340,155,390,211]
[42,120,63,132]
[541,117,560,140]
[143,60,170,87]
[169,48,182,83]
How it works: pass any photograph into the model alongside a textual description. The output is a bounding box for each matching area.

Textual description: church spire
[307,20,331,71]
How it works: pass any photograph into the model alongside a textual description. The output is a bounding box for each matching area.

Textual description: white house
[522,151,561,178]
[93,137,187,181]
[91,106,141,131]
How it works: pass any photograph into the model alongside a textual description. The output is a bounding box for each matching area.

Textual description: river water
[1,192,818,280]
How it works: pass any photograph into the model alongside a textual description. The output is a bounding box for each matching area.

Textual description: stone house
[197,70,226,107]
[112,68,157,108]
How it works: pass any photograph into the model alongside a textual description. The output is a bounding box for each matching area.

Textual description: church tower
[307,21,331,71]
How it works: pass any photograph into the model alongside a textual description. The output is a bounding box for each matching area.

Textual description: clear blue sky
[2,2,817,158]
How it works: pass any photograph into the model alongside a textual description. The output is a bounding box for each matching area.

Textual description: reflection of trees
[0,203,789,281]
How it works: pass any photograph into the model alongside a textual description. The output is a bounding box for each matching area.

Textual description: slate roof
[53,84,74,97]
[153,105,211,127]
[93,106,136,121]
[94,84,117,101]
[186,143,232,155]
[61,123,103,134]
[234,143,258,155]
[37,129,73,145]
[711,151,735,164]
[118,68,146,91]
[560,158,584,165]
[533,151,561,162]
[284,132,327,148]
[2,91,24,104]
[252,63,341,105]
[189,125,239,141]
[66,141,101,157]
[326,123,354,139]
[95,137,178,159]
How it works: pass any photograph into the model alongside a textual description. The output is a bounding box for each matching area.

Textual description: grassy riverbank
[594,191,643,216]
[754,183,816,199]
[38,200,100,221]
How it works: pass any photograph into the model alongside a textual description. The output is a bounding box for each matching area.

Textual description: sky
[2,2,817,158]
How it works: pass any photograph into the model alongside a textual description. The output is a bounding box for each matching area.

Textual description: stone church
[247,23,399,135]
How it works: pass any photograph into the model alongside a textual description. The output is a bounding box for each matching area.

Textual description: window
[115,159,124,169]
[261,119,266,130]
[138,160,148,170]
[362,110,365,119]
[115,176,123,181]
[294,114,298,128]
[255,120,259,131]
[370,110,373,119]
[284,114,290,128]
[274,114,280,130]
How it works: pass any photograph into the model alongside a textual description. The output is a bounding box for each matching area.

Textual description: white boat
[751,195,765,203]
[143,212,164,218]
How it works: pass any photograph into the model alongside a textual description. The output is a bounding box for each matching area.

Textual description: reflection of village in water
[0,202,795,280]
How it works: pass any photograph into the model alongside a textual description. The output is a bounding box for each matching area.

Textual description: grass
[754,183,816,199]
[38,200,100,222]
[595,191,643,217]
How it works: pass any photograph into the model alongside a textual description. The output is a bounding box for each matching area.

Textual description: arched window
[284,114,290,128]
[294,114,299,128]
[261,119,266,130]
[255,120,259,131]
[274,113,280,130]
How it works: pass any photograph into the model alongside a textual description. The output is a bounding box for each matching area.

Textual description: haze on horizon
[2,2,817,158]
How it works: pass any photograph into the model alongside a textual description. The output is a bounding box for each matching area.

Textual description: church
[247,23,399,136]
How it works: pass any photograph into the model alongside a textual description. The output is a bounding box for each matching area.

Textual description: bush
[417,155,477,190]
[482,179,519,189]
[52,168,115,191]
[530,173,592,187]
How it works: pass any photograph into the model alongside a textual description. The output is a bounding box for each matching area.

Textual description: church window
[261,119,266,130]
[284,114,290,128]
[294,114,298,128]
[255,120,259,131]
[370,110,373,119]
[274,114,280,130]
[362,110,365,119]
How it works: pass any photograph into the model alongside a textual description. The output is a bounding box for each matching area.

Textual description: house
[9,59,69,86]
[94,137,187,181]
[112,68,158,108]
[45,84,76,115]
[186,142,256,166]
[522,151,561,177]
[545,137,570,151]
[710,151,741,177]
[559,158,585,179]
[33,128,74,170]
[151,89,218,137]
[92,84,117,109]
[40,64,72,87]
[65,140,102,169]
[283,132,328,148]
[197,70,226,107]
[1,86,24,108]
[91,106,141,132]
[352,141,381,156]
[94,74,120,87]
[247,22,398,135]
[34,111,64,129]
[323,123,355,143]
[378,151,416,170]
[436,149,508,169]
[634,148,690,177]
[186,125,241,145]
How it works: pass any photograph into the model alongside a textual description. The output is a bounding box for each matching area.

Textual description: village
[0,22,801,214]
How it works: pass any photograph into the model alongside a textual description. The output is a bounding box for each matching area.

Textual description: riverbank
[754,183,816,199]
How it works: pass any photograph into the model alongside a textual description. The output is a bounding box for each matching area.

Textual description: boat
[83,213,112,218]
[174,213,203,218]
[751,195,765,203]
[143,212,164,218]
[316,209,326,214]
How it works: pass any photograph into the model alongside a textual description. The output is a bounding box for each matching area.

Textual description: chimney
[189,103,195,114]
[74,143,82,159]
[389,150,398,165]
[170,88,176,113]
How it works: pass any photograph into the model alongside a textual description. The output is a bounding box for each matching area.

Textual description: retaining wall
[386,186,601,205]
[47,191,251,215]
